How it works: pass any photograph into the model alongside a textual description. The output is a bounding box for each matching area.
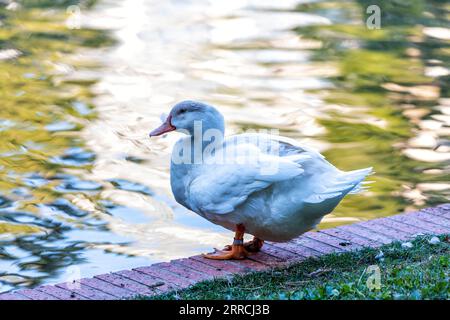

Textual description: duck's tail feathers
[343,167,374,194]
[304,167,373,204]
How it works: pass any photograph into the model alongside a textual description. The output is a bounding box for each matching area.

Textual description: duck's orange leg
[223,237,264,253]
[203,224,249,260]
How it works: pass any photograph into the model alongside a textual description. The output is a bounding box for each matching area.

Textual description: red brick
[270,241,321,258]
[437,203,450,211]
[339,224,392,244]
[319,228,379,247]
[389,214,449,234]
[194,252,268,272]
[304,231,362,252]
[410,211,450,230]
[16,289,58,300]
[231,255,272,271]
[421,206,450,221]
[80,278,135,299]
[0,292,30,300]
[152,262,213,282]
[189,255,247,274]
[55,282,116,300]
[114,269,171,293]
[95,273,160,297]
[440,211,450,221]
[36,285,88,300]
[261,243,305,263]
[376,217,428,236]
[356,220,410,240]
[133,266,193,289]
[172,258,230,278]
[291,236,339,254]
[421,205,450,216]
[245,251,284,267]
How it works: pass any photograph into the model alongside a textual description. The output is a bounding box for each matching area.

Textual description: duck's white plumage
[151,101,373,243]
[172,133,372,242]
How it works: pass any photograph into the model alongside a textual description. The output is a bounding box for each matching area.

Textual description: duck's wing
[187,143,305,215]
[224,133,373,205]
[224,133,325,159]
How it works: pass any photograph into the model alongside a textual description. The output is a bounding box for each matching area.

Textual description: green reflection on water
[0,1,113,289]
[295,0,449,226]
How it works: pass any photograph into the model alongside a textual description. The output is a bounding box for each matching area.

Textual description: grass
[141,234,449,300]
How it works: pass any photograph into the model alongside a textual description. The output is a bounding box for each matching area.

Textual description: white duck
[149,101,372,260]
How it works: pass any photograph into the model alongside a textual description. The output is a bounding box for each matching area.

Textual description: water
[0,0,448,292]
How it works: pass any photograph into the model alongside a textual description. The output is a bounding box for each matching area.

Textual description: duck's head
[149,100,224,137]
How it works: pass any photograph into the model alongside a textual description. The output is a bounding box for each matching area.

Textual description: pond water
[0,0,448,292]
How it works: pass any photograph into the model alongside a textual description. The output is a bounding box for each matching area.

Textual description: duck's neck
[189,117,225,162]
[170,113,225,207]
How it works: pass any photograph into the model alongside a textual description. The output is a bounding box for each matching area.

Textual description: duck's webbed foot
[223,237,264,253]
[203,223,251,260]
[203,239,249,260]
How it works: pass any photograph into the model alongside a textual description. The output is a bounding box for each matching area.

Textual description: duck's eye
[178,108,187,115]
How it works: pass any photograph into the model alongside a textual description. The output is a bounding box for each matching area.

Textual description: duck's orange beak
[149,115,176,137]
